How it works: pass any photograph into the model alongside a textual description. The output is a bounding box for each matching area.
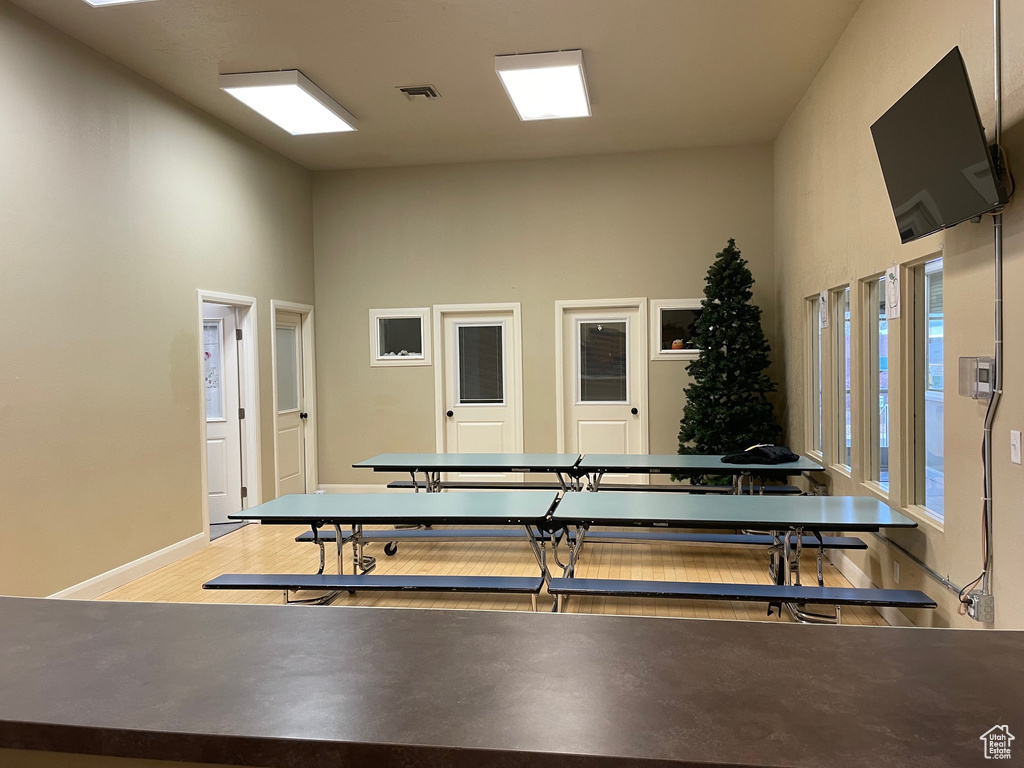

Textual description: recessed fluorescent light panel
[494,49,591,121]
[82,0,156,5]
[219,70,357,135]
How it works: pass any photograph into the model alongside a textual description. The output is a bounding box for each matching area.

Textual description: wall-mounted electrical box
[958,357,995,400]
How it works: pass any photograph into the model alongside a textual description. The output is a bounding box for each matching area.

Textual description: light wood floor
[99,523,887,625]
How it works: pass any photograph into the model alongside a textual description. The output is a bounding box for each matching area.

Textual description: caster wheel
[384,542,398,556]
[347,590,356,596]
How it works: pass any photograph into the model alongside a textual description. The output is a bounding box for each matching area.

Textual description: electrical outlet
[1011,430,1022,465]
[892,560,900,584]
[967,592,995,623]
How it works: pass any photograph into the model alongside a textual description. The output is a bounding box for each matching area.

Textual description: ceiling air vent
[397,84,441,100]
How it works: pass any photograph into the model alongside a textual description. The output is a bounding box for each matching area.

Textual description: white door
[204,304,243,523]
[441,310,520,482]
[561,305,646,483]
[275,311,307,495]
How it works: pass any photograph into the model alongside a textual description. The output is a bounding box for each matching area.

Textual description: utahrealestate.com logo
[981,725,1015,759]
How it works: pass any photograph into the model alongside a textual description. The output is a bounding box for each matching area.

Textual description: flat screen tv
[871,47,1007,244]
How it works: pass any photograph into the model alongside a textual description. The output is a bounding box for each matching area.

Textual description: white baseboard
[317,483,404,494]
[828,549,914,627]
[48,532,207,600]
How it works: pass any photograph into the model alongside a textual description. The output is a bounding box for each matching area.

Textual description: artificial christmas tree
[677,239,782,472]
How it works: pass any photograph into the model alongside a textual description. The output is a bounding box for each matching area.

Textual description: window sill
[859,481,890,504]
[829,464,852,479]
[901,504,945,533]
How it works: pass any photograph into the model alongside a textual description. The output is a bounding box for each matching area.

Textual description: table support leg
[334,523,344,575]
[522,526,548,583]
[350,523,375,575]
[783,526,840,624]
[310,525,326,575]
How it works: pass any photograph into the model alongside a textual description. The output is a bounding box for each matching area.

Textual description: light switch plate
[1011,430,1022,465]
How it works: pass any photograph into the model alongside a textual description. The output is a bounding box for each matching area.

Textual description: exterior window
[915,258,944,518]
[834,286,852,469]
[866,277,889,491]
[806,298,823,455]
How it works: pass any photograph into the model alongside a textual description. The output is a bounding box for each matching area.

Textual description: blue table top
[354,453,582,472]
[578,453,824,474]
[553,493,916,531]
[229,491,559,525]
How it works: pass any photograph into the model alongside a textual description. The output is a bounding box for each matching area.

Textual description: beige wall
[313,147,776,484]
[0,1,314,596]
[774,0,1024,628]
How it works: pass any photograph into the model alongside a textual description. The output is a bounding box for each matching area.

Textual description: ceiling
[11,0,863,171]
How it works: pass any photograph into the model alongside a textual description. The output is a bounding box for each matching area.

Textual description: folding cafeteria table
[577,453,825,492]
[228,490,559,574]
[353,452,585,491]
[549,492,919,621]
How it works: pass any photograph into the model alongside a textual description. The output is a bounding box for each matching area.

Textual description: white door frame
[554,297,650,454]
[270,300,318,496]
[433,303,524,453]
[196,290,262,540]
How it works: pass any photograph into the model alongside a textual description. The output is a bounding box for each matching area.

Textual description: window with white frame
[914,258,944,519]
[866,277,889,492]
[649,299,702,360]
[834,286,852,469]
[369,308,431,367]
[806,297,823,456]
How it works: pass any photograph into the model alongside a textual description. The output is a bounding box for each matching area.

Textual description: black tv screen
[871,47,1007,244]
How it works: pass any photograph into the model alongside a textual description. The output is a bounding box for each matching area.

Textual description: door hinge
[235,328,243,341]
[240,486,248,499]
[238,407,245,420]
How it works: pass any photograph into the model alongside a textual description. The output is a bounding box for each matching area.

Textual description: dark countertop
[0,596,1020,767]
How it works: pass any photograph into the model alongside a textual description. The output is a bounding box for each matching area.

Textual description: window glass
[867,278,889,491]
[660,308,701,352]
[204,321,224,420]
[275,326,299,412]
[377,317,423,358]
[836,287,852,468]
[579,321,628,402]
[458,324,504,404]
[919,258,944,517]
[807,298,823,455]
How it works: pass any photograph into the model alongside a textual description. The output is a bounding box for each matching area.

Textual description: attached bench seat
[595,483,801,495]
[204,573,545,598]
[547,577,936,611]
[385,480,800,494]
[294,528,562,544]
[387,480,564,491]
[576,531,866,549]
[295,529,866,551]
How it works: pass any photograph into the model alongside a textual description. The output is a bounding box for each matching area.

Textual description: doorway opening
[198,291,261,541]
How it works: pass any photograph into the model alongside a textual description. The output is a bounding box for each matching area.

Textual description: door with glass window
[441,310,519,481]
[561,305,645,483]
[275,311,306,495]
[204,304,243,524]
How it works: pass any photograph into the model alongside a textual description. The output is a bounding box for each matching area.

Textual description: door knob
[631,407,638,415]
[446,410,454,418]
[300,412,308,419]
